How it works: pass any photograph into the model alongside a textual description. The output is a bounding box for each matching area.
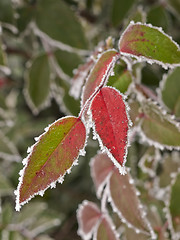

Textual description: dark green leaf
[25,53,51,114]
[35,0,88,49]
[160,67,180,117]
[147,5,170,32]
[54,49,82,77]
[169,171,180,232]
[140,100,180,149]
[111,0,135,26]
[0,0,14,24]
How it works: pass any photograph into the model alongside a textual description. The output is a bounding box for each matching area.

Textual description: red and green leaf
[90,86,130,173]
[119,22,180,68]
[15,116,86,211]
[81,50,119,107]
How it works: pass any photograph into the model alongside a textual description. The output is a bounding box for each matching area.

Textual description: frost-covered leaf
[15,116,86,211]
[111,0,135,26]
[24,54,51,115]
[81,50,119,107]
[128,100,140,125]
[90,153,114,198]
[77,200,118,240]
[159,67,180,117]
[91,87,130,172]
[138,147,159,178]
[169,171,180,232]
[119,22,180,68]
[140,100,180,150]
[159,152,180,188]
[77,200,101,240]
[35,0,87,49]
[108,168,154,237]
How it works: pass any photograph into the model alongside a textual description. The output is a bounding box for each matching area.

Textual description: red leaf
[90,86,130,172]
[77,200,101,239]
[81,50,119,107]
[90,153,114,198]
[15,116,86,211]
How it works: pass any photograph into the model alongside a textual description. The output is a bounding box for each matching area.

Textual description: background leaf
[35,0,88,49]
[24,53,51,114]
[160,67,180,117]
[119,22,180,68]
[90,153,114,198]
[140,100,180,149]
[109,168,154,236]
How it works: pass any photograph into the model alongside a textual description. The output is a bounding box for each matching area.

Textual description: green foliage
[0,0,180,239]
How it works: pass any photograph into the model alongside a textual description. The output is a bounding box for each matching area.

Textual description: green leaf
[15,116,86,211]
[169,171,180,232]
[159,153,180,188]
[53,77,80,116]
[147,5,170,32]
[54,49,82,77]
[160,67,180,117]
[108,67,132,93]
[119,22,180,68]
[0,0,14,24]
[35,0,88,49]
[111,0,135,26]
[140,100,180,149]
[24,53,51,115]
[168,0,180,16]
[16,6,34,33]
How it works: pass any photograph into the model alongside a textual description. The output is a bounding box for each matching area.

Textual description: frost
[119,21,180,69]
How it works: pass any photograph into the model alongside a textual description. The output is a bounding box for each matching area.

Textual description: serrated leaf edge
[89,86,132,174]
[119,21,180,69]
[15,116,87,211]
